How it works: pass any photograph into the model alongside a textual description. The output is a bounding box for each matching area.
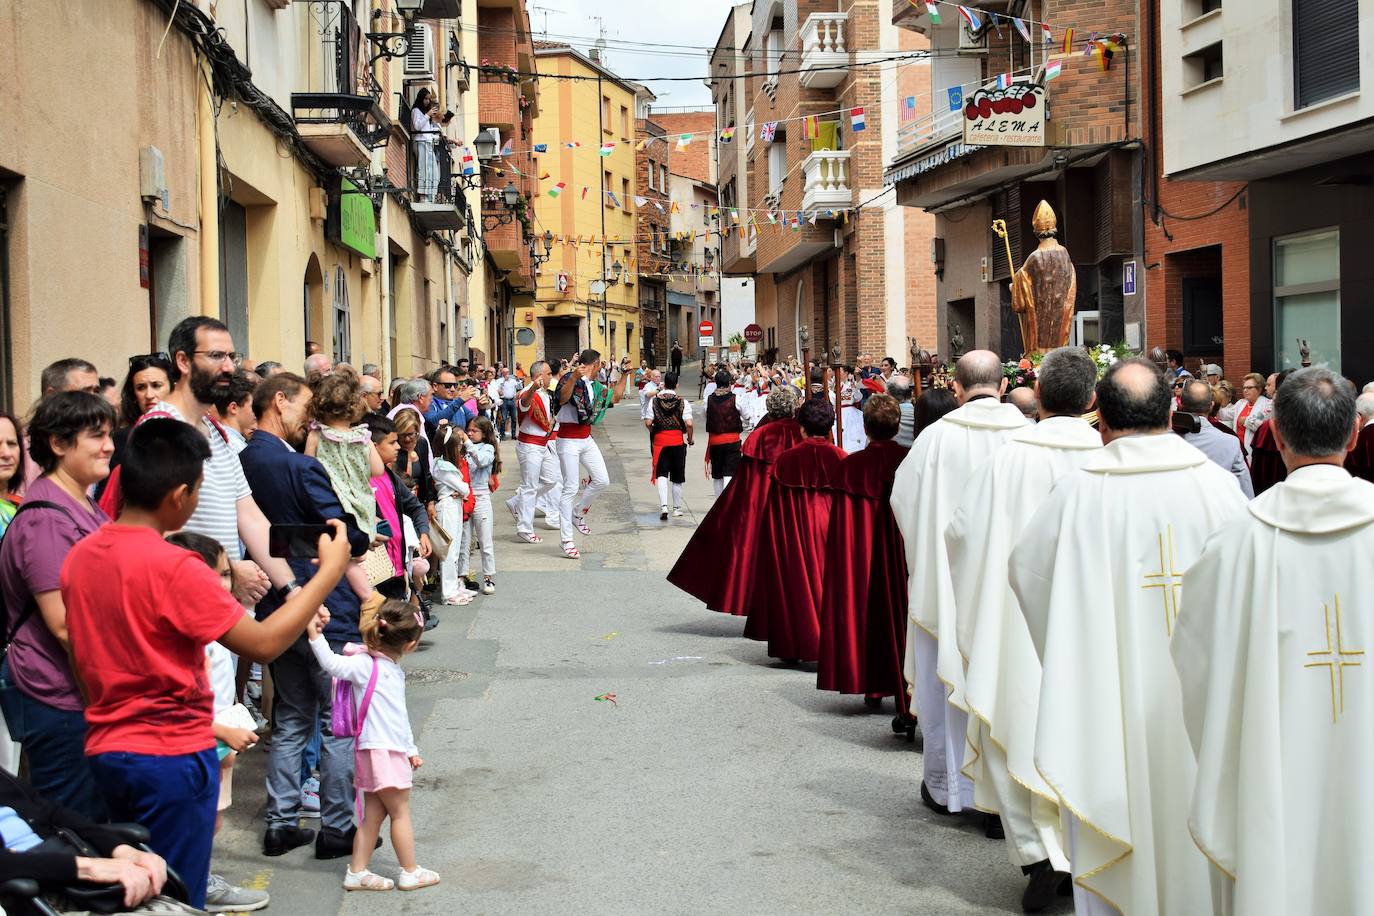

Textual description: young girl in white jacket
[432,425,474,605]
[463,417,501,595]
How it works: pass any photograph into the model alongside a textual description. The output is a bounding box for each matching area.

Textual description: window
[602,95,612,133]
[659,164,668,190]
[1294,0,1360,109]
[332,266,351,364]
[604,170,613,207]
[767,133,787,194]
[620,105,630,140]
[1183,42,1224,88]
[622,177,631,209]
[647,159,656,191]
[1274,228,1341,371]
[404,22,432,75]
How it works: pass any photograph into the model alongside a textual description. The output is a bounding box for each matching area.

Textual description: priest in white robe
[1174,367,1374,916]
[890,350,1028,815]
[945,347,1102,911]
[1009,358,1248,915]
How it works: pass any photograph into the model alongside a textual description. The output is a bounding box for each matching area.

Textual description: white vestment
[1173,464,1374,916]
[890,397,1028,809]
[1009,433,1248,915]
[946,415,1101,871]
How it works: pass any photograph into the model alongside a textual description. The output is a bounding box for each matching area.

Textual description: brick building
[634,87,671,365]
[710,0,935,368]
[889,1,1143,361]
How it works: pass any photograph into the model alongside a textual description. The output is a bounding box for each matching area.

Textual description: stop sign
[743,323,764,343]
[698,320,714,337]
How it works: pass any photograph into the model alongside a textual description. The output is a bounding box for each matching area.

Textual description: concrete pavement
[215,365,1067,914]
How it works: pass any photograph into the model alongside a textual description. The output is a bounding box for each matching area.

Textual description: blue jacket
[422,395,473,438]
[239,431,370,643]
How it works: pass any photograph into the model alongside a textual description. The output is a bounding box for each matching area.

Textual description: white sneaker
[672,507,684,518]
[659,506,669,520]
[206,873,270,912]
[481,577,496,595]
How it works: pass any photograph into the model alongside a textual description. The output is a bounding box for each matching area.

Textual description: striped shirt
[153,400,252,561]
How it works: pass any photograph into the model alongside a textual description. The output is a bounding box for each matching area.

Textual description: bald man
[890,350,1028,818]
[1009,386,1038,422]
[304,353,333,377]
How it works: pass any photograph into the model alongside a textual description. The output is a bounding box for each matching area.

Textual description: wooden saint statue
[997,201,1077,356]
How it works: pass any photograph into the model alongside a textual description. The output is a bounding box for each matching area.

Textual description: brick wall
[654,111,717,183]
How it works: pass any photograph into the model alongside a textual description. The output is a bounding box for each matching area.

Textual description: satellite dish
[589,280,608,295]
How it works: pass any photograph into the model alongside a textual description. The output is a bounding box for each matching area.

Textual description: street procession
[1,0,1371,913]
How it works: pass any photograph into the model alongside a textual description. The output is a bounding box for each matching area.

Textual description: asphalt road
[214,365,1067,915]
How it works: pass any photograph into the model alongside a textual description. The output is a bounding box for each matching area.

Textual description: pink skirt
[354,748,413,792]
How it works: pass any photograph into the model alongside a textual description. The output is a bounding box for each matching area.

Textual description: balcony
[408,134,466,233]
[291,94,391,168]
[896,107,965,161]
[801,150,852,211]
[799,13,849,89]
[478,71,523,131]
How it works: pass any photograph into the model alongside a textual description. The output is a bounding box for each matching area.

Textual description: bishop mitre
[945,347,1101,910]
[890,350,1027,813]
[1174,367,1374,916]
[1009,358,1247,915]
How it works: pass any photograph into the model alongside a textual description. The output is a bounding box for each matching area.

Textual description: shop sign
[327,178,377,260]
[962,84,1046,147]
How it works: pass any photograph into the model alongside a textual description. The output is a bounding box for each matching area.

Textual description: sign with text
[743,323,764,343]
[326,177,377,260]
[698,320,715,337]
[698,336,713,348]
[962,84,1046,147]
[1123,260,1137,296]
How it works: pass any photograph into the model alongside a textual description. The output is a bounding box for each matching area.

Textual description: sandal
[519,532,543,544]
[344,868,395,891]
[573,512,592,536]
[398,865,441,891]
[561,540,581,560]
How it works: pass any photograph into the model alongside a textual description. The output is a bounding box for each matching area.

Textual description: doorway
[542,317,580,363]
[220,201,250,354]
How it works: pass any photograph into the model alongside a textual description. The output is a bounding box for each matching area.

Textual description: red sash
[559,423,592,440]
[517,432,552,447]
[650,430,686,482]
[708,432,741,446]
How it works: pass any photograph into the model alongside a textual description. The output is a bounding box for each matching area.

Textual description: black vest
[651,394,686,433]
[706,392,743,434]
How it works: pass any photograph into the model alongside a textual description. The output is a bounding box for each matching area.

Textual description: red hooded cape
[742,436,846,661]
[1346,422,1374,484]
[666,417,805,615]
[1248,419,1287,495]
[816,439,909,697]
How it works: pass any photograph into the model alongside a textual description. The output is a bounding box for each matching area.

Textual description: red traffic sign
[698,320,715,336]
[743,323,764,343]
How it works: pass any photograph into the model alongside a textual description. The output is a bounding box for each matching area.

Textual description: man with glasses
[422,367,477,440]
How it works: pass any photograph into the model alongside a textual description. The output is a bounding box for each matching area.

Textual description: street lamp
[502,183,521,210]
[366,1,427,70]
[530,230,554,268]
[473,128,500,161]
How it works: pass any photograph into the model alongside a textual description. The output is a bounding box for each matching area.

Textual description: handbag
[361,545,398,587]
[428,517,452,562]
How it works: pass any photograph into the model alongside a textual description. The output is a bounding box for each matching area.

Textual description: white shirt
[432,458,470,501]
[153,401,252,561]
[639,382,660,421]
[309,637,417,755]
[518,388,553,437]
[650,389,693,423]
[556,376,595,424]
[498,376,521,399]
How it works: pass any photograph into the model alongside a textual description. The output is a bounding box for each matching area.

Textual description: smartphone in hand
[268,523,332,559]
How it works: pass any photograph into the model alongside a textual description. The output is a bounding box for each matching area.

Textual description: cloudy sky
[527,0,741,107]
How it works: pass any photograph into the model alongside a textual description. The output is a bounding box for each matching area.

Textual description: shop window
[1274,228,1340,371]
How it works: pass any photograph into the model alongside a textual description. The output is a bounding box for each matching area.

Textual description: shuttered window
[404,23,432,76]
[1294,0,1359,109]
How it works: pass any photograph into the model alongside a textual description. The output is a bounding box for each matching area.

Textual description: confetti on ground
[602,631,621,640]
[594,693,618,707]
[648,656,705,665]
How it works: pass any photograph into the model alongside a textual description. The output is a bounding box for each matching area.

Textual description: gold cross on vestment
[1305,594,1364,723]
[1141,527,1184,637]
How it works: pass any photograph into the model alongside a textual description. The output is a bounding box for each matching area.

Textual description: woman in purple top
[0,392,115,819]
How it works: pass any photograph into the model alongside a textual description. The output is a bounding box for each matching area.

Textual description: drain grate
[405,667,471,685]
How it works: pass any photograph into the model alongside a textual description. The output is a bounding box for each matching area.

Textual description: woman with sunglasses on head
[95,353,173,501]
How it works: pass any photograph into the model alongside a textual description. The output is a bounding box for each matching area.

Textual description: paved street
[216,366,1067,915]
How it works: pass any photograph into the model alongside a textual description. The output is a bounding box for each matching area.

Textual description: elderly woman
[0,392,116,819]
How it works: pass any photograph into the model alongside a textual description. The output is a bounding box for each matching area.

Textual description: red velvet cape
[1346,423,1374,483]
[667,418,805,614]
[1249,419,1287,495]
[816,439,909,696]
[742,437,846,661]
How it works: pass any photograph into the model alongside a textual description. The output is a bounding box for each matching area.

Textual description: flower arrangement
[1088,342,1134,377]
[1003,355,1040,390]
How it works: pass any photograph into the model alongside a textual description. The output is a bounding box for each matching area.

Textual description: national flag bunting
[994,73,1011,91]
[533,143,548,153]
[581,186,589,200]
[1012,17,1031,43]
[1061,27,1075,54]
[802,115,820,139]
[1042,23,1054,45]
[901,95,916,121]
[760,121,777,142]
[539,171,550,180]
[677,133,693,149]
[546,182,566,198]
[500,138,513,156]
[1043,59,1063,81]
[599,143,616,156]
[565,141,582,149]
[460,149,475,176]
[634,195,648,207]
[957,5,982,31]
[720,127,735,142]
[924,0,941,24]
[850,107,866,131]
[606,191,621,208]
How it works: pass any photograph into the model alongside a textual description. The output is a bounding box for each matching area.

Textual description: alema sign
[962,83,1046,147]
[328,178,377,259]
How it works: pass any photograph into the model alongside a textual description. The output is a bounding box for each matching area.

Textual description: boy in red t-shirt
[61,419,351,910]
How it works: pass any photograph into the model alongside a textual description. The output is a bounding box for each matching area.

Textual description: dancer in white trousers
[552,349,632,559]
[508,360,562,542]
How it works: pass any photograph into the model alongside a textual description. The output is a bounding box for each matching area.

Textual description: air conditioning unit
[958,21,988,54]
[461,317,475,339]
[405,23,434,75]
